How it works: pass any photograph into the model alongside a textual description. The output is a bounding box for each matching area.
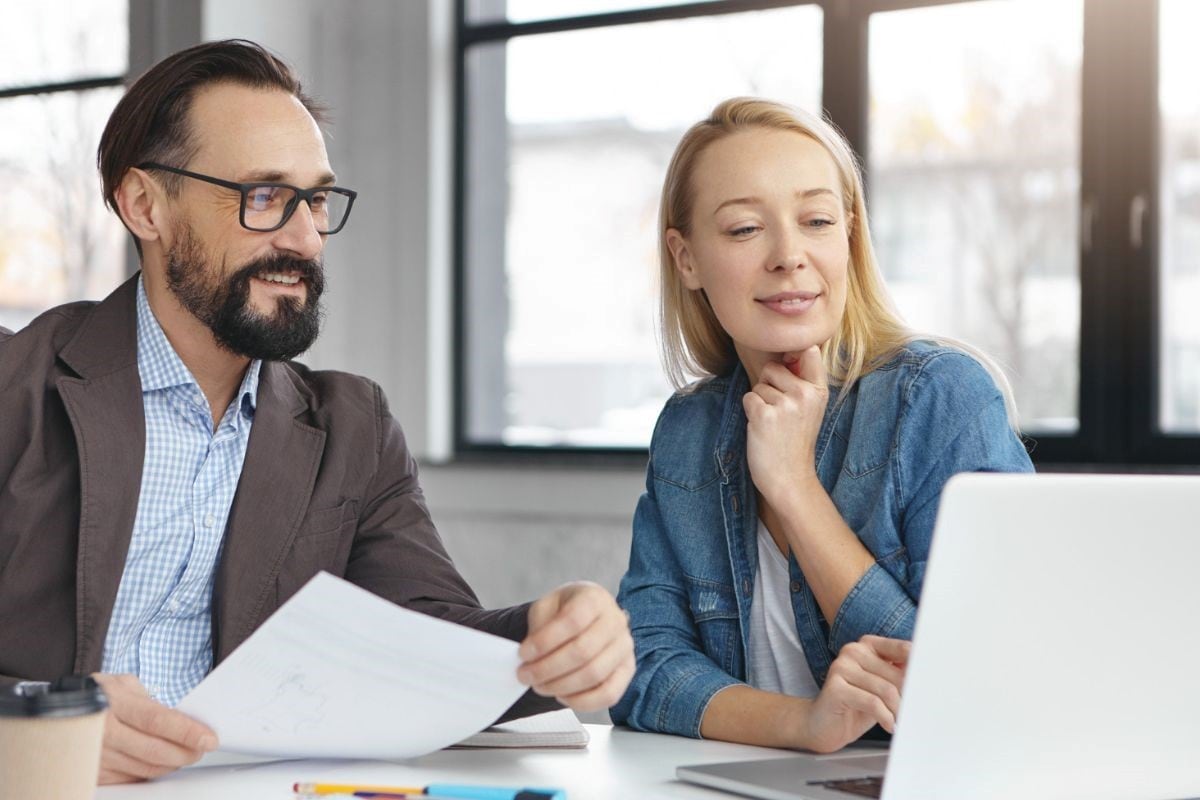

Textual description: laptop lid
[884,473,1200,800]
[678,473,1200,800]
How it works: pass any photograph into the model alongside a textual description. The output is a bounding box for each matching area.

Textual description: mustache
[232,254,324,284]
[225,254,327,302]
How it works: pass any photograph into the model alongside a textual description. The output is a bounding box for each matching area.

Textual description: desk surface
[95,724,791,800]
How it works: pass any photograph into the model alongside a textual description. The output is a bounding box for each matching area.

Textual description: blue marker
[425,786,566,800]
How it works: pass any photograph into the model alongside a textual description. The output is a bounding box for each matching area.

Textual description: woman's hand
[698,635,910,752]
[800,635,911,754]
[743,345,828,504]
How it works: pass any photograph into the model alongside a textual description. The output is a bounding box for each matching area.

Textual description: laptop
[678,473,1200,800]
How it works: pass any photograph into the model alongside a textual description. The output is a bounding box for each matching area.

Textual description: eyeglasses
[138,162,357,234]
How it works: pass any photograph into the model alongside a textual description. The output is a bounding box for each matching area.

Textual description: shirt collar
[136,276,261,415]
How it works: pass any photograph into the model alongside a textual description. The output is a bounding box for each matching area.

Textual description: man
[0,40,634,784]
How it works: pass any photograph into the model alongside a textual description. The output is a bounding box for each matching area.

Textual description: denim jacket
[610,341,1034,738]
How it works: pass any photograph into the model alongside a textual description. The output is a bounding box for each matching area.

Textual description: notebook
[453,708,589,749]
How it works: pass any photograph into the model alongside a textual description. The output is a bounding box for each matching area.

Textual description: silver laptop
[678,473,1200,800]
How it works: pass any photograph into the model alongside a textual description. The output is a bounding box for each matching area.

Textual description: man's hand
[92,673,217,784]
[517,582,635,713]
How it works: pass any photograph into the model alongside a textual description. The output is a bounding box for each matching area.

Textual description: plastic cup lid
[0,675,109,718]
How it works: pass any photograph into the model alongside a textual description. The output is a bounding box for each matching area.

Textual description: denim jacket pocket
[838,429,889,479]
[682,574,740,676]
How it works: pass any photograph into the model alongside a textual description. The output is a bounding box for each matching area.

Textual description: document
[177,572,528,759]
[453,708,589,749]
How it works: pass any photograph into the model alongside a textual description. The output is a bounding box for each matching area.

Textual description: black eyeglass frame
[137,161,358,234]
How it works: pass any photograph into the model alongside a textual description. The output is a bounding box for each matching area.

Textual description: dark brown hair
[97,39,326,250]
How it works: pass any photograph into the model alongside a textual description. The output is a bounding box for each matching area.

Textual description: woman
[610,98,1033,752]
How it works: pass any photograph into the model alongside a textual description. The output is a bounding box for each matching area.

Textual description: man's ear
[114,168,170,247]
[665,228,703,291]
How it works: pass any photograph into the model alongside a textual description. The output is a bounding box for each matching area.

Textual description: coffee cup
[0,675,108,800]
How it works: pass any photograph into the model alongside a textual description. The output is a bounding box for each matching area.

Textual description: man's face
[165,220,324,361]
[160,82,335,360]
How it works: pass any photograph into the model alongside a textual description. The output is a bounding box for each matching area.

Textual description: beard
[164,223,326,362]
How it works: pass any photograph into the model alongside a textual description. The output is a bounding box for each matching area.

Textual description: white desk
[94,724,790,800]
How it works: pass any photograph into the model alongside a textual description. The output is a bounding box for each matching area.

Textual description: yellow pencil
[294,783,423,796]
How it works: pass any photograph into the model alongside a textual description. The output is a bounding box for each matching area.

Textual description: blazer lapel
[213,361,326,662]
[55,276,146,674]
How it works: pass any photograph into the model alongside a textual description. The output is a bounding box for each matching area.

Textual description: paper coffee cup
[0,675,108,800]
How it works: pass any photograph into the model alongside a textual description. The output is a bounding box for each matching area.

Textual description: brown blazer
[0,276,553,719]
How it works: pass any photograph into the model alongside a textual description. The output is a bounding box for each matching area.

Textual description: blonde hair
[658,97,1019,425]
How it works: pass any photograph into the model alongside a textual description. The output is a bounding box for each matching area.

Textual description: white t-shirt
[746,519,820,698]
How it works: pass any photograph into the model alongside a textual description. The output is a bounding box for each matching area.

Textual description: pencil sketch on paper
[241,671,328,734]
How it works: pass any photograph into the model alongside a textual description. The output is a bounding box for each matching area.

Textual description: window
[456,0,1200,466]
[869,0,1083,433]
[0,1,128,333]
[1159,0,1200,434]
[458,1,823,450]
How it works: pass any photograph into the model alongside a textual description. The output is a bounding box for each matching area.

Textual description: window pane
[869,0,1082,434]
[464,7,823,447]
[1160,0,1200,434]
[467,0,720,25]
[0,89,128,332]
[0,1,127,90]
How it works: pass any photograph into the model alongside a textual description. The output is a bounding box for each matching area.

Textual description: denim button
[789,580,802,593]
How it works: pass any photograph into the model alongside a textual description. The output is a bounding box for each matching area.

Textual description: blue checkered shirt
[99,278,261,707]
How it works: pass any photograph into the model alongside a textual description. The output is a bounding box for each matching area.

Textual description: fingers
[829,638,910,721]
[106,710,211,769]
[93,673,216,784]
[749,356,828,408]
[518,583,635,711]
[824,673,898,734]
[556,651,637,713]
[120,694,217,752]
[860,634,912,668]
[523,591,564,642]
[523,621,630,698]
[786,345,827,387]
[519,582,604,662]
[98,724,184,783]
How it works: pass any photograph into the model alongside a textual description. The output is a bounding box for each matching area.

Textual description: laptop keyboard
[809,775,884,798]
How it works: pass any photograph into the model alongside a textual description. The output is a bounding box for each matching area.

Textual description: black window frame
[454,0,1200,470]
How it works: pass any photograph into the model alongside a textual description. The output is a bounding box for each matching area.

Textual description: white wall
[202,0,644,608]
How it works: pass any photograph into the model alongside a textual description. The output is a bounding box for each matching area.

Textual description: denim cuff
[660,664,742,739]
[828,562,916,653]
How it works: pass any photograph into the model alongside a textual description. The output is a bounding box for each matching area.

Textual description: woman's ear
[115,168,169,247]
[666,228,703,291]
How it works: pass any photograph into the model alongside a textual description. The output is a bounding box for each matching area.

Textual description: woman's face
[667,128,850,379]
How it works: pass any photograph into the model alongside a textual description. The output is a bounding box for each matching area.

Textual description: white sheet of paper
[177,572,528,759]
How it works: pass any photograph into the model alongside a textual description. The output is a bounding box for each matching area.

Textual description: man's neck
[142,272,251,431]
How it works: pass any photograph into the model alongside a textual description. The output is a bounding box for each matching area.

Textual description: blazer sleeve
[828,352,1034,652]
[344,383,558,721]
[609,466,740,738]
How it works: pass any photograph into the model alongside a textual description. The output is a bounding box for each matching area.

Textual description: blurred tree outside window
[0,1,128,333]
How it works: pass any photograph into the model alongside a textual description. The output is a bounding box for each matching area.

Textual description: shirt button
[167,600,179,613]
[789,580,802,593]
[204,513,215,528]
